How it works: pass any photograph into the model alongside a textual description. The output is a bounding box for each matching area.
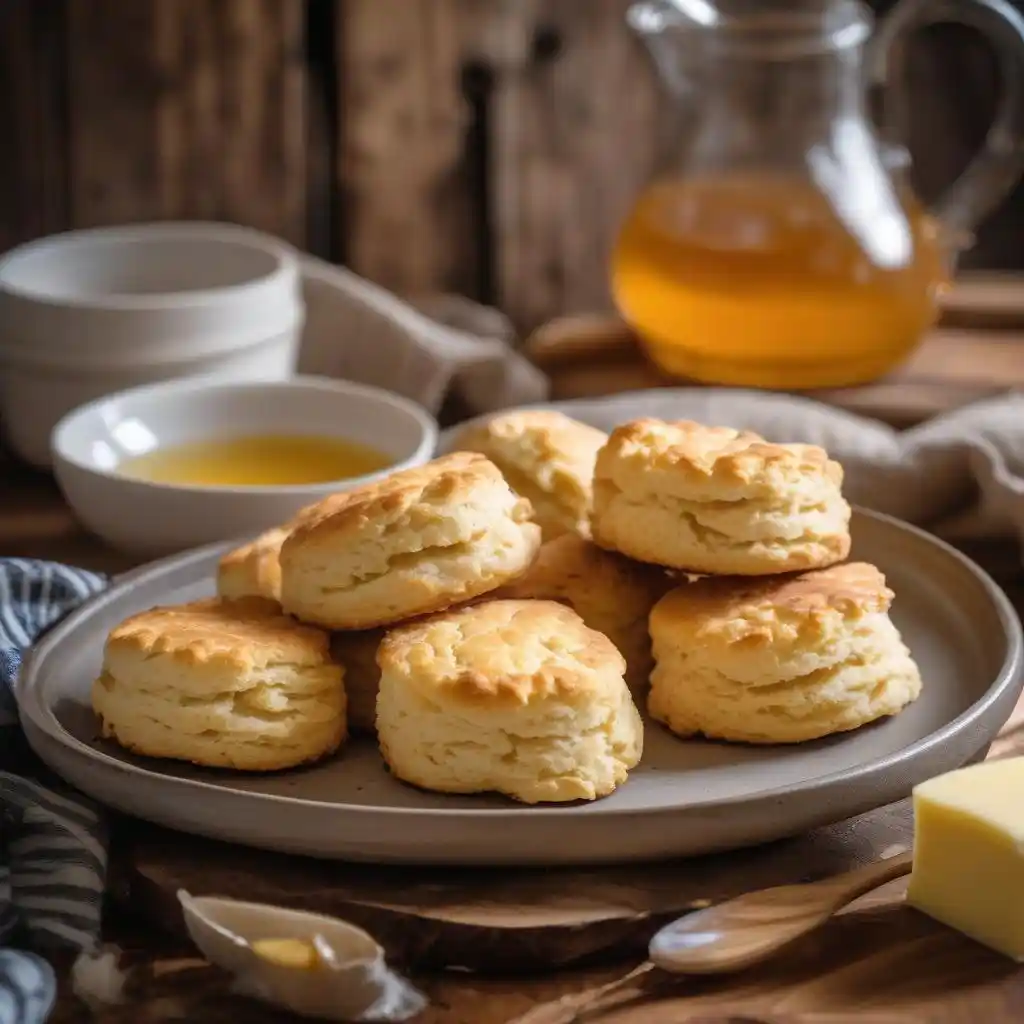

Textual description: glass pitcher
[612,0,1024,389]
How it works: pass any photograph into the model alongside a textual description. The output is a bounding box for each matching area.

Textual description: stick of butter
[907,756,1024,960]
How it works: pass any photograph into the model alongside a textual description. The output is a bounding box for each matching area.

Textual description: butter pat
[907,757,1024,960]
[250,938,321,971]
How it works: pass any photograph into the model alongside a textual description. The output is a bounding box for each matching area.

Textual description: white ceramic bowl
[51,376,438,556]
[0,222,303,467]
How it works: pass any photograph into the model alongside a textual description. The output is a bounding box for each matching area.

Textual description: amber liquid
[119,434,392,487]
[612,177,949,389]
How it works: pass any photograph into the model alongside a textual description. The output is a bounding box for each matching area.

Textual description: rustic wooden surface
[525,273,1024,427]
[2,0,1023,328]
[118,801,917,974]
[65,0,308,244]
[2,453,1023,1022]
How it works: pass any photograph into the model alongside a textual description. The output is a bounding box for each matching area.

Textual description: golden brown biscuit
[451,410,607,540]
[494,534,672,698]
[329,629,385,734]
[217,527,289,602]
[93,597,346,770]
[648,563,922,744]
[279,453,542,629]
[376,599,644,803]
[592,418,851,575]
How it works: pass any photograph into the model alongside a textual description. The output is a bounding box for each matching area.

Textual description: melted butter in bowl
[52,375,438,554]
[118,434,393,487]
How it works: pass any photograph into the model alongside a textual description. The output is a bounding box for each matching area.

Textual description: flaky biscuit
[217,527,289,602]
[494,534,672,698]
[592,418,851,575]
[451,410,607,540]
[376,600,643,803]
[215,497,344,603]
[92,597,346,770]
[648,563,922,744]
[279,453,542,629]
[329,629,386,734]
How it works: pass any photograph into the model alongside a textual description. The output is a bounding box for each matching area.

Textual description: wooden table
[4,455,1024,1024]
[5,315,1024,1021]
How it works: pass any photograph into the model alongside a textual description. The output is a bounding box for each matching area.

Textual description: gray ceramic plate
[16,508,1023,865]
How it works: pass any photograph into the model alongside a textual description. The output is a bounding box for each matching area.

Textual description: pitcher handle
[869,0,1024,244]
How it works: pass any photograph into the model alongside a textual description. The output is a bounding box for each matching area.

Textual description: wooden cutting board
[526,273,1024,429]
[116,801,916,974]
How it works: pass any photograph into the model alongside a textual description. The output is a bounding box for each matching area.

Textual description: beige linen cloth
[297,254,1024,554]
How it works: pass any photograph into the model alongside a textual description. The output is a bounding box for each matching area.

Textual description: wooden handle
[649,851,914,976]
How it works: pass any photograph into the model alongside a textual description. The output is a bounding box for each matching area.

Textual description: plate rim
[16,505,1024,823]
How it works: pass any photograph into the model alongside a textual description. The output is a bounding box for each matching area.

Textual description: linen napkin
[0,560,108,1024]
[297,255,549,416]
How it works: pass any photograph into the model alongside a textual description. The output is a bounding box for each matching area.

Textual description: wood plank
[65,0,307,246]
[524,311,1024,428]
[335,0,489,298]
[941,272,1024,329]
[488,0,661,331]
[0,0,69,251]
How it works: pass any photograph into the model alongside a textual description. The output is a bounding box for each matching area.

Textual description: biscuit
[452,410,607,540]
[648,563,922,744]
[592,418,851,575]
[329,629,385,734]
[376,600,644,803]
[217,527,289,602]
[92,597,346,770]
[279,453,542,629]
[494,534,672,698]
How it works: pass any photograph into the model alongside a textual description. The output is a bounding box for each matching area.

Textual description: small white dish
[178,890,425,1021]
[0,222,303,467]
[50,375,438,555]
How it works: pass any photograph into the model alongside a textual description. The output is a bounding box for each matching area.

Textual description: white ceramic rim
[14,507,1024,823]
[49,374,439,496]
[0,222,297,311]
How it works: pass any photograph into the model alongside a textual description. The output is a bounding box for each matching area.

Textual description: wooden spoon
[649,849,914,975]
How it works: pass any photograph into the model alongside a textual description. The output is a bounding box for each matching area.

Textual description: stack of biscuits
[92,409,922,805]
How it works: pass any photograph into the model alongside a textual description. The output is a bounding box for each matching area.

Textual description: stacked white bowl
[0,222,304,467]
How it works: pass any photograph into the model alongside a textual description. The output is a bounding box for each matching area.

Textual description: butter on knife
[907,756,1024,960]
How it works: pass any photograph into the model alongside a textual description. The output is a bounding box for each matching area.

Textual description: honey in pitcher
[611,176,949,389]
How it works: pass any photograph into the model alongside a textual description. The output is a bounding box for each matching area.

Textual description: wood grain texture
[1,1,1023,322]
[335,0,484,297]
[116,801,915,974]
[0,0,68,250]
[64,0,307,245]
[487,0,661,330]
[647,852,914,975]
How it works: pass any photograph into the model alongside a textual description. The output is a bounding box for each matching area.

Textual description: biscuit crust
[376,599,643,803]
[279,453,542,629]
[93,597,346,770]
[494,534,672,698]
[217,527,289,602]
[452,410,607,540]
[648,564,922,744]
[592,418,851,575]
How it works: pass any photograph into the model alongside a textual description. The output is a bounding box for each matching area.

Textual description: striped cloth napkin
[0,560,108,1024]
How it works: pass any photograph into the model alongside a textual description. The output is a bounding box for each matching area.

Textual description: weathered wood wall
[1,0,1021,332]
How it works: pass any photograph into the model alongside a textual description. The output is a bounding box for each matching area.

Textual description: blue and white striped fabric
[0,560,109,1024]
